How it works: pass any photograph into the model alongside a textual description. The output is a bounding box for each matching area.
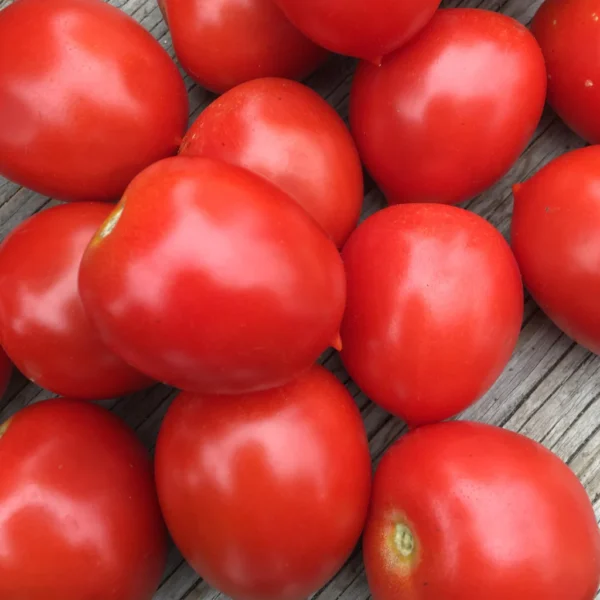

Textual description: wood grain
[0,0,598,598]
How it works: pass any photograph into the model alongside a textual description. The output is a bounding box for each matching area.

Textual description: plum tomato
[272,0,441,62]
[0,346,11,399]
[0,203,153,399]
[364,421,600,600]
[180,77,363,247]
[340,203,524,427]
[350,9,547,206]
[155,364,372,600]
[512,146,600,355]
[532,0,600,143]
[79,157,346,394]
[0,0,188,203]
[160,0,329,94]
[0,399,167,600]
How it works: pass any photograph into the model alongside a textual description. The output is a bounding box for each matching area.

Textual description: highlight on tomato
[0,0,188,202]
[79,157,346,394]
[364,421,600,600]
[0,203,153,400]
[512,145,600,355]
[341,203,524,427]
[180,77,364,247]
[0,399,167,600]
[155,365,372,600]
[350,8,547,206]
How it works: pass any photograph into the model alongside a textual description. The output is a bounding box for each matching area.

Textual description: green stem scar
[394,523,415,558]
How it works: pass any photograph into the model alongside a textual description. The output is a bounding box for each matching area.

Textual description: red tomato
[0,399,166,600]
[511,146,600,355]
[532,0,600,143]
[364,422,600,600]
[155,365,372,600]
[160,0,328,94]
[0,0,188,203]
[272,0,440,62]
[350,9,547,206]
[0,347,11,399]
[0,203,153,399]
[79,157,346,394]
[180,78,363,247]
[340,204,523,427]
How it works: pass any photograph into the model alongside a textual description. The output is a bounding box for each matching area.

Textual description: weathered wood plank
[0,0,598,597]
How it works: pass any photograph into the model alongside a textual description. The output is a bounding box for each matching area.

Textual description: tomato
[350,9,547,206]
[0,0,188,203]
[340,204,523,427]
[155,364,372,600]
[0,203,153,399]
[532,0,600,143]
[79,157,346,394]
[0,399,166,600]
[511,146,600,355]
[0,347,11,399]
[272,0,440,62]
[364,421,600,600]
[180,78,363,247]
[160,0,328,94]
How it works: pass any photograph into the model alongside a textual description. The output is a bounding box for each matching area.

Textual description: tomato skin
[532,0,600,143]
[155,365,372,600]
[511,146,600,355]
[0,0,188,203]
[79,157,346,394]
[364,422,600,600]
[0,203,153,399]
[0,347,11,399]
[180,78,363,247]
[340,204,523,427]
[161,0,328,94]
[272,0,440,62]
[0,399,167,600]
[350,9,547,206]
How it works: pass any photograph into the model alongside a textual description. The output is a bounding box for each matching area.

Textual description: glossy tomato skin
[155,365,372,600]
[350,9,547,206]
[511,146,600,354]
[0,0,188,203]
[0,347,11,399]
[0,399,167,600]
[161,0,328,94]
[180,78,363,247]
[0,203,153,399]
[364,422,600,600]
[341,204,523,427]
[532,0,600,143]
[272,0,441,62]
[79,157,346,394]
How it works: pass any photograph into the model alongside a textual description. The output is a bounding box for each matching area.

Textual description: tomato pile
[0,0,599,599]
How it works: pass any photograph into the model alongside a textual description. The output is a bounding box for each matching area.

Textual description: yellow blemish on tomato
[91,202,125,246]
[0,417,12,440]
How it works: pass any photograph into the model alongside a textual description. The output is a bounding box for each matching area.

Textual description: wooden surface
[0,0,599,598]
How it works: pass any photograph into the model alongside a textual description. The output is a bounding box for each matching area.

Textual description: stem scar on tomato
[93,201,125,244]
[0,417,12,440]
[383,516,419,573]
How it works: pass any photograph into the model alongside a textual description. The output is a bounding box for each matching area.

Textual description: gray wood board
[0,0,598,598]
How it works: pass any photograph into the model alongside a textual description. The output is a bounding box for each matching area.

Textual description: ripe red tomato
[272,0,440,62]
[0,203,153,399]
[511,146,600,355]
[350,9,547,206]
[180,78,363,247]
[0,0,188,203]
[0,347,11,399]
[364,422,600,600]
[155,365,372,600]
[532,0,600,143]
[79,157,346,394]
[341,204,523,427]
[0,399,167,600]
[160,0,328,94]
